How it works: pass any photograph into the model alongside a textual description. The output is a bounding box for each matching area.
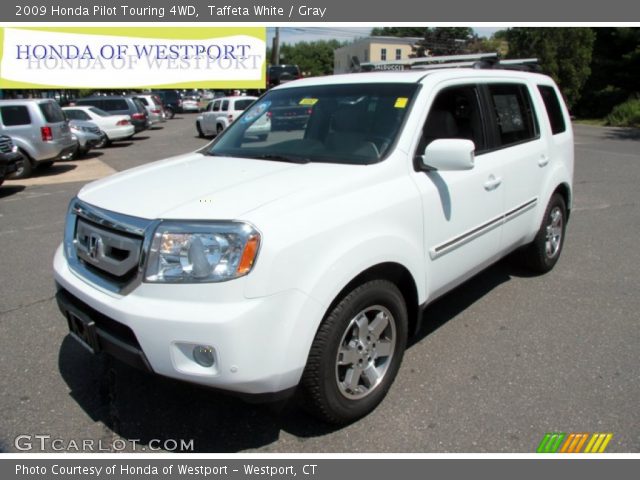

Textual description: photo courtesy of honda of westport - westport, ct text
[0,0,639,479]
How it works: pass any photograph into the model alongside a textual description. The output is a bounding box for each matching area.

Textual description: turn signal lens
[237,234,260,275]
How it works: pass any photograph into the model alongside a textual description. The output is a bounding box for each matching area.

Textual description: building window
[364,50,369,62]
[396,48,402,60]
[381,48,387,61]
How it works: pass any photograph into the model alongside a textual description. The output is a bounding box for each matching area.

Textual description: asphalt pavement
[0,119,638,453]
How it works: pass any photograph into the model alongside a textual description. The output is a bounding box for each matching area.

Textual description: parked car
[69,120,103,157]
[267,64,302,88]
[54,66,573,424]
[181,95,201,113]
[74,96,149,133]
[133,94,166,126]
[152,90,182,119]
[0,99,77,178]
[63,106,135,147]
[0,135,23,187]
[196,96,263,138]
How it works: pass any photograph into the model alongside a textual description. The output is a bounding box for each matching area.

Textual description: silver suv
[0,99,77,179]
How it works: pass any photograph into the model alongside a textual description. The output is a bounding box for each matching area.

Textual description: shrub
[606,98,640,127]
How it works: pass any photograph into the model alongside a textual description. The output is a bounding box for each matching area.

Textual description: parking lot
[0,118,638,453]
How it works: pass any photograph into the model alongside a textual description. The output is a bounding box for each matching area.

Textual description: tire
[165,107,175,120]
[521,193,567,273]
[39,160,54,169]
[9,150,34,180]
[216,124,224,136]
[301,279,408,424]
[196,121,205,138]
[95,133,109,149]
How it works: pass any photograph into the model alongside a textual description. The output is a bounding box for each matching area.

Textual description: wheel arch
[323,262,421,339]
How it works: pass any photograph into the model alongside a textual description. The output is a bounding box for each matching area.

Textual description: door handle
[484,175,502,191]
[538,154,550,167]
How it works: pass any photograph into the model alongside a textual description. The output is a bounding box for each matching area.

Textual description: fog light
[192,345,215,367]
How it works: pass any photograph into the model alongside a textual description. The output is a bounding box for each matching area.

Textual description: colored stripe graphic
[537,432,566,453]
[539,433,613,453]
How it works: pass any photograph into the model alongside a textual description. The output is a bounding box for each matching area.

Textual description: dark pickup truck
[0,135,23,187]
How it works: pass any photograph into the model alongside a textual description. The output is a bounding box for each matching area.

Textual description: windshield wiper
[248,154,311,164]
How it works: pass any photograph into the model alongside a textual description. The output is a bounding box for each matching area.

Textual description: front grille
[0,135,14,154]
[65,199,155,294]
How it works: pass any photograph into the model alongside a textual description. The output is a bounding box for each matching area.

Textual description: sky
[266,27,502,45]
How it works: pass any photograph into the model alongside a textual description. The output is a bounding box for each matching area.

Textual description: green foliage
[370,27,427,38]
[275,40,344,76]
[605,98,640,127]
[574,28,640,117]
[414,28,476,56]
[505,28,595,108]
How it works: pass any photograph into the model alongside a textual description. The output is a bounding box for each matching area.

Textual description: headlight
[144,221,260,283]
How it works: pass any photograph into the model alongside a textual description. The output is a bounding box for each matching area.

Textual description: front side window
[488,84,539,147]
[419,85,487,154]
[207,83,419,165]
[212,101,220,112]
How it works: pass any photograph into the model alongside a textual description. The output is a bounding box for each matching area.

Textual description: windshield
[88,107,110,117]
[207,83,418,165]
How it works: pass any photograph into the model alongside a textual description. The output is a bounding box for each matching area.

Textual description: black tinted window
[0,106,31,126]
[137,97,149,106]
[488,84,539,147]
[221,100,229,111]
[39,102,65,123]
[234,99,254,111]
[421,85,487,153]
[102,99,129,111]
[538,85,566,135]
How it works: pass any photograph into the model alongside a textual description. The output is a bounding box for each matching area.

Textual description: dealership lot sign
[0,27,266,88]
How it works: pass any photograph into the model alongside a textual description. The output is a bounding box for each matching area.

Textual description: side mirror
[419,139,475,171]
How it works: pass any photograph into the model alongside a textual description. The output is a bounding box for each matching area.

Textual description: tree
[574,27,640,117]
[370,27,427,38]
[413,27,475,56]
[274,40,344,76]
[505,28,595,108]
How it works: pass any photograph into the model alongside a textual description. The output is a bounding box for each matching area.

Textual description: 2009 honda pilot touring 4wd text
[54,66,573,424]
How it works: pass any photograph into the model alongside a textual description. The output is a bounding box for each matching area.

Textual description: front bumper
[53,245,323,395]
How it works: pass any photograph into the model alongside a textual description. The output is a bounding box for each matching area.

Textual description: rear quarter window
[0,106,31,126]
[39,102,65,123]
[537,85,567,135]
[234,99,254,111]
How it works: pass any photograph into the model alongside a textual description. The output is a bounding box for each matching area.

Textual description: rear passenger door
[202,100,220,132]
[482,82,547,250]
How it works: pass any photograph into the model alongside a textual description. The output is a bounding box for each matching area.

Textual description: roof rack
[355,53,541,73]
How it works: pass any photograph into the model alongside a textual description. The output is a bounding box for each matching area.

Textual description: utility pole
[272,27,280,65]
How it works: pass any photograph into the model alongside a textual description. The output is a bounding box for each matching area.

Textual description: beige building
[333,36,422,74]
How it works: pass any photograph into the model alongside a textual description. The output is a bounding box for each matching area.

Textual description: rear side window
[488,84,539,147]
[64,109,90,121]
[234,99,254,111]
[39,102,65,123]
[538,85,566,135]
[0,106,31,126]
[102,99,129,111]
[221,100,229,112]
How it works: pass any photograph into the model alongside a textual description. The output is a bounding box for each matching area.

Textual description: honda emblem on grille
[88,233,103,259]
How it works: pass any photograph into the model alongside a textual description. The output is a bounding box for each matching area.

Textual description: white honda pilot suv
[54,67,573,424]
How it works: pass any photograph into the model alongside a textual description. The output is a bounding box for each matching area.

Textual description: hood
[78,152,362,220]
